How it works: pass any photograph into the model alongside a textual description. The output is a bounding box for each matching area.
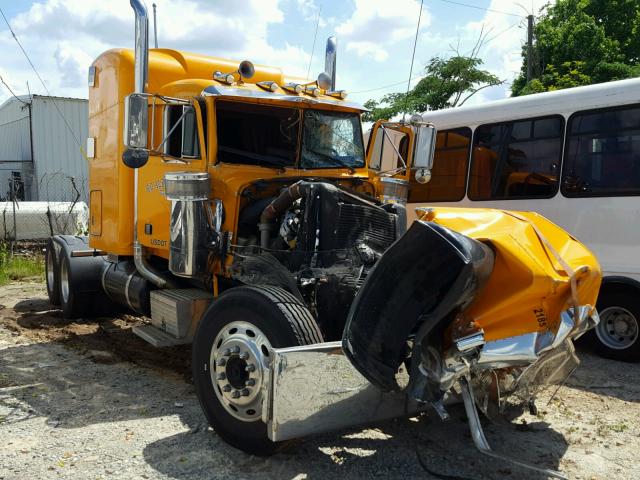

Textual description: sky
[0,0,551,109]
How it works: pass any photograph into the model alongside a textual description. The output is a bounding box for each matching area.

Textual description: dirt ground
[0,280,639,480]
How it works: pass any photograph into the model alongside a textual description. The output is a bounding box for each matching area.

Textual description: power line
[403,0,424,120]
[351,75,425,95]
[485,21,521,44]
[0,115,29,128]
[353,19,522,98]
[0,7,85,155]
[0,75,28,105]
[306,5,322,80]
[435,0,523,18]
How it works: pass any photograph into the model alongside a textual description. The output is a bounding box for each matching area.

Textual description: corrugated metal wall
[32,96,89,203]
[0,96,34,201]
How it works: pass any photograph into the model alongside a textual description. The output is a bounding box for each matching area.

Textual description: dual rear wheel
[44,236,109,318]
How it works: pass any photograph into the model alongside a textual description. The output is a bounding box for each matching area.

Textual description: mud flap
[342,220,494,392]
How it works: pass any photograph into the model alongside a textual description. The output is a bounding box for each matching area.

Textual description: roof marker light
[305,86,321,97]
[282,82,303,94]
[327,90,348,100]
[257,81,279,92]
[213,71,235,85]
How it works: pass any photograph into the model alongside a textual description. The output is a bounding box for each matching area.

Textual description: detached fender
[342,220,494,391]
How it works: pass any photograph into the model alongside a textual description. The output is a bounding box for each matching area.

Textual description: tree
[363,54,502,122]
[517,61,592,95]
[512,0,640,96]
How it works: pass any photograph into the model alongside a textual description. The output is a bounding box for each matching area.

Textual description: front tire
[192,285,322,455]
[591,290,640,362]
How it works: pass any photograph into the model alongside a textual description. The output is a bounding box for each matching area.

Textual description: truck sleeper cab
[43,2,601,478]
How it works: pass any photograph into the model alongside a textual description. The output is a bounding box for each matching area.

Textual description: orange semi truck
[44,2,600,477]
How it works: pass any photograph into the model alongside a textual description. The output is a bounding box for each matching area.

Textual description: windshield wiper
[219,145,291,170]
[305,149,356,172]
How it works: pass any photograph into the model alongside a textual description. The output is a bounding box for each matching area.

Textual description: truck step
[150,289,213,339]
[132,324,192,347]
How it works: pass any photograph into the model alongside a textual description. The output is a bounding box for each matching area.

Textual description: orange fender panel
[416,207,602,342]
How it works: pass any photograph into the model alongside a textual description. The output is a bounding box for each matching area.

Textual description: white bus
[407,78,640,361]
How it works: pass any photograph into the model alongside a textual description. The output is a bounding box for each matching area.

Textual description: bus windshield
[301,110,365,169]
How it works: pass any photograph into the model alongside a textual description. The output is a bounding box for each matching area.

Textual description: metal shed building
[0,94,88,203]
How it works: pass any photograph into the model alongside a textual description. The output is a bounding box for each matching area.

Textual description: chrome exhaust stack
[129,0,174,288]
[130,0,148,94]
[324,36,337,91]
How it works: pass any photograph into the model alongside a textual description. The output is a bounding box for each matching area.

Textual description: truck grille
[334,203,397,251]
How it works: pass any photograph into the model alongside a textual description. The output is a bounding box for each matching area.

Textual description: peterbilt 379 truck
[44,2,601,478]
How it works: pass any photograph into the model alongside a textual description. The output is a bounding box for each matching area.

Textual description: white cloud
[346,41,389,62]
[296,0,319,21]
[336,0,431,62]
[0,0,310,102]
[463,0,550,98]
[54,42,94,88]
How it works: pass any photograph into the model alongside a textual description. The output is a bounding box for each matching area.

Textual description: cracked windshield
[301,110,365,169]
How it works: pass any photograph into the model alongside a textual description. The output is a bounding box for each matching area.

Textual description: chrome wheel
[60,258,70,304]
[46,248,55,290]
[596,306,638,350]
[209,321,272,422]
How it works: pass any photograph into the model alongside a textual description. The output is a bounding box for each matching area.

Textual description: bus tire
[45,237,62,306]
[590,290,640,362]
[192,285,322,456]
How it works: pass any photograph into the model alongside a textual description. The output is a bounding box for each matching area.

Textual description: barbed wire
[0,170,88,241]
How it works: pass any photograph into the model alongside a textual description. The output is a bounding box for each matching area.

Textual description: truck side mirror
[122,93,150,168]
[412,124,436,184]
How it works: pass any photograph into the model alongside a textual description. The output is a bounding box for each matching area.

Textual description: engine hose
[259,180,310,250]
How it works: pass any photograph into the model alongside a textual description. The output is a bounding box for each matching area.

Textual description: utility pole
[527,14,534,82]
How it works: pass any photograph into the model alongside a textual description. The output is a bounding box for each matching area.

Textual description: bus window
[408,127,471,202]
[562,105,640,197]
[468,116,563,200]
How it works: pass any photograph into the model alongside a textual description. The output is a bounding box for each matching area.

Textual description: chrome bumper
[477,306,599,370]
[263,342,426,442]
[262,307,598,449]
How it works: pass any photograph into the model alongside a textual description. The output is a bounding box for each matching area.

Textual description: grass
[609,422,629,433]
[0,242,45,286]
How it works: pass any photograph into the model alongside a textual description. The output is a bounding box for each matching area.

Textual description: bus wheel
[45,237,62,306]
[192,285,322,456]
[592,291,640,362]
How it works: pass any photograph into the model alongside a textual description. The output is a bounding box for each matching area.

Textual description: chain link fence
[0,168,89,244]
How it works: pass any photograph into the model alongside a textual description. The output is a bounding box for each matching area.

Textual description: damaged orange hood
[416,207,602,342]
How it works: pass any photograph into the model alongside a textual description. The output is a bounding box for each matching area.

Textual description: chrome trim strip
[124,271,135,310]
[477,307,598,369]
[101,262,110,299]
[201,85,366,111]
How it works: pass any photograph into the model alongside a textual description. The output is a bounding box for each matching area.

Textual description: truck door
[366,121,413,204]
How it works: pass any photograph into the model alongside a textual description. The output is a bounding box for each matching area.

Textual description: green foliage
[0,242,44,286]
[513,0,640,96]
[517,61,592,95]
[364,55,502,122]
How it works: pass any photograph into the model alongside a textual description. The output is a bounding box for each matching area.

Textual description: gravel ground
[1,280,639,480]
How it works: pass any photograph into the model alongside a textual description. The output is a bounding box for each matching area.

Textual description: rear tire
[45,238,61,306]
[57,237,110,319]
[590,290,640,362]
[192,285,322,455]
